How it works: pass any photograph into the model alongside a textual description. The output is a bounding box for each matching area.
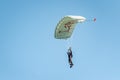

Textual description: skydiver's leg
[70,59,73,65]
[69,57,73,68]
[68,58,71,64]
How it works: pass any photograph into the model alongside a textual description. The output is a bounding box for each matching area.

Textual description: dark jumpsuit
[67,49,73,68]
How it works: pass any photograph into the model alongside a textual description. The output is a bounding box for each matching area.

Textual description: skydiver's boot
[70,63,74,68]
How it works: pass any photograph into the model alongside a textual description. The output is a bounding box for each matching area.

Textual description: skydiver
[67,47,74,68]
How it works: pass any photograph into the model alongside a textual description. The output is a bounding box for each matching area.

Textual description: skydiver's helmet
[68,47,72,51]
[69,47,71,49]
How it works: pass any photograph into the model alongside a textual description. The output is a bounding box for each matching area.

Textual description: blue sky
[0,0,120,80]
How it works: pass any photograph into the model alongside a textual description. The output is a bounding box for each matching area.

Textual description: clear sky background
[0,0,120,80]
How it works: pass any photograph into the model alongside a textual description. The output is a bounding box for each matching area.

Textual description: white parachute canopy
[54,15,86,39]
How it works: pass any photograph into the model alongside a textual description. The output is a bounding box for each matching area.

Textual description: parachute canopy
[54,15,86,39]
